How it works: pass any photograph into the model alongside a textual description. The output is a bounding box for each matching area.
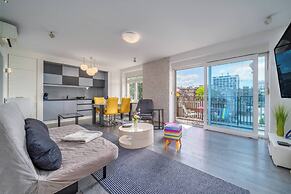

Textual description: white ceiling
[0,0,291,69]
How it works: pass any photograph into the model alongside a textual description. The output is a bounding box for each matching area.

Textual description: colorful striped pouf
[163,123,182,152]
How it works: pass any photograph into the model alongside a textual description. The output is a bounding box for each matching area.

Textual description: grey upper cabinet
[79,77,93,87]
[63,66,79,77]
[44,73,62,85]
[93,71,106,80]
[62,76,79,86]
[93,79,105,88]
[44,61,62,75]
[79,68,93,78]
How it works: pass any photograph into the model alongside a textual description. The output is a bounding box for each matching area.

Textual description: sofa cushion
[26,126,62,170]
[25,118,49,134]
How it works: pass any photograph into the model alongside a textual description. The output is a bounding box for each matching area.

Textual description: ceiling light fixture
[81,57,98,76]
[3,0,8,3]
[122,31,140,44]
[80,57,88,71]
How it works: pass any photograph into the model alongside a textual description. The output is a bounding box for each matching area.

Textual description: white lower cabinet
[44,100,77,121]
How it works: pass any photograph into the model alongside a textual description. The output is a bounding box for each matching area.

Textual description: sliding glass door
[207,55,258,135]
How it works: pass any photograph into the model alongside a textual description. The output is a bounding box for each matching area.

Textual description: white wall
[0,47,8,104]
[108,69,121,98]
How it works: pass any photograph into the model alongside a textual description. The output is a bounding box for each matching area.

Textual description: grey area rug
[83,125,250,194]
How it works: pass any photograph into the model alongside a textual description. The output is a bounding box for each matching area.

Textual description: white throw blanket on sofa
[62,130,103,143]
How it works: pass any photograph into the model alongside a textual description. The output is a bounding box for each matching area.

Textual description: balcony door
[206,55,258,137]
[176,67,205,127]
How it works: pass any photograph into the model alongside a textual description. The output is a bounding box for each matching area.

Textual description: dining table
[92,102,137,126]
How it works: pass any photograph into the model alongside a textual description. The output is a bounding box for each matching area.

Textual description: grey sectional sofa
[0,102,118,194]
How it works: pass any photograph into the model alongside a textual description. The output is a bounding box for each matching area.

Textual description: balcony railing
[177,96,204,126]
[177,95,265,129]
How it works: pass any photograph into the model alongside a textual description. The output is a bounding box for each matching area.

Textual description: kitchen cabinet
[43,99,92,121]
[43,101,64,121]
[93,71,106,80]
[44,61,62,75]
[93,79,105,88]
[63,100,77,114]
[44,73,62,85]
[77,99,92,116]
[63,66,79,77]
[79,68,92,78]
[79,77,93,87]
[62,76,78,86]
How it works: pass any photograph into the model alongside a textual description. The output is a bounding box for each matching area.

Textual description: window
[127,76,143,102]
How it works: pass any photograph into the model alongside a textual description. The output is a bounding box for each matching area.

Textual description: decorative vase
[276,120,285,137]
[133,120,138,129]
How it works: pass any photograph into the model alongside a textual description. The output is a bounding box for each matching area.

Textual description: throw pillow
[25,126,62,170]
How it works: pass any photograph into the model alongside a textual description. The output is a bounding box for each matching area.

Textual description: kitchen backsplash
[44,86,104,99]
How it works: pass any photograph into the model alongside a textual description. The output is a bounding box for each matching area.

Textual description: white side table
[268,133,291,169]
[118,123,154,149]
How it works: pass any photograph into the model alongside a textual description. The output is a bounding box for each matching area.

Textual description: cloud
[177,73,203,87]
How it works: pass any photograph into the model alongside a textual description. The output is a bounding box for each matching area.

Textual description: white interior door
[8,54,37,118]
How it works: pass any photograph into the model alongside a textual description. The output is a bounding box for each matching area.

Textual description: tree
[195,86,204,99]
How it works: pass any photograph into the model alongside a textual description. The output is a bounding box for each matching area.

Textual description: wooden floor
[51,120,291,194]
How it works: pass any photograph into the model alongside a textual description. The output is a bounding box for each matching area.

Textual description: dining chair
[136,99,154,125]
[104,97,119,125]
[118,97,131,120]
[94,97,106,113]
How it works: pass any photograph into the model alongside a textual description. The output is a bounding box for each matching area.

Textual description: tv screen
[275,22,291,98]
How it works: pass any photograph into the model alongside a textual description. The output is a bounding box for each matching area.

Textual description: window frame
[126,76,143,102]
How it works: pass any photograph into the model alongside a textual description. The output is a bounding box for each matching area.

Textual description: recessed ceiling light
[122,31,140,44]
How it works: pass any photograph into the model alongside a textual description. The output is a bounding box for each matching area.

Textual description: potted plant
[274,105,289,137]
[133,114,140,129]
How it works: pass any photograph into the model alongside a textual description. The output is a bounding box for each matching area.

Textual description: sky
[176,56,265,88]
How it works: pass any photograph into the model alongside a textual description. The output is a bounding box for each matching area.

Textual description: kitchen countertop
[44,98,93,101]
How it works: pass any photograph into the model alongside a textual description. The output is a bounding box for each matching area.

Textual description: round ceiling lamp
[80,63,88,71]
[122,31,140,44]
[80,57,88,71]
[86,68,96,76]
[84,57,99,76]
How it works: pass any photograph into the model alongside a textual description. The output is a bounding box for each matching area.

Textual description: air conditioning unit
[0,21,18,47]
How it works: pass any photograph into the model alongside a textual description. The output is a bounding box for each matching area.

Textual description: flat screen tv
[275,22,291,98]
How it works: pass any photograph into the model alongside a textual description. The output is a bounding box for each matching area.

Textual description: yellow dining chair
[119,97,131,120]
[104,97,119,125]
[94,97,106,113]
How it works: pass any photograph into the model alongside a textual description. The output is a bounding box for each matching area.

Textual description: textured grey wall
[143,58,170,121]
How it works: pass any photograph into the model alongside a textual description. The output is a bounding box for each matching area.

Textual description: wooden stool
[163,138,182,152]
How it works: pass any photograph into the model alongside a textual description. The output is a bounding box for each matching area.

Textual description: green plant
[274,105,289,137]
[195,86,204,99]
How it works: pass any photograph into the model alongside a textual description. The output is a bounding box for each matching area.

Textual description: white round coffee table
[118,123,154,149]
